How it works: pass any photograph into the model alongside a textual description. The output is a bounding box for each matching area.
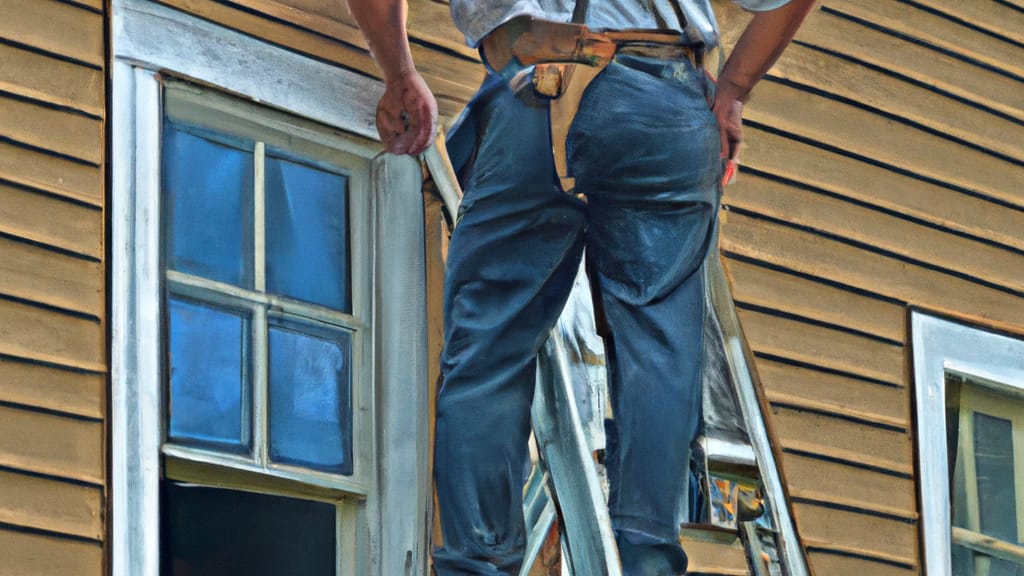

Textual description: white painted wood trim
[373,153,431,576]
[111,64,164,576]
[911,312,1024,576]
[113,0,383,141]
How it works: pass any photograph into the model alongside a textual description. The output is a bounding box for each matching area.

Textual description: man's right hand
[376,70,438,156]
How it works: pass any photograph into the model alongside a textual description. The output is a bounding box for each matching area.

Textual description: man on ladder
[348,0,815,574]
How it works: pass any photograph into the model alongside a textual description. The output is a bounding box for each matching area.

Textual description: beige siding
[0,0,107,573]
[0,529,103,576]
[718,0,1024,573]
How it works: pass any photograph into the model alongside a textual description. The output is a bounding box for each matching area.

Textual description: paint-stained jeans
[433,54,722,576]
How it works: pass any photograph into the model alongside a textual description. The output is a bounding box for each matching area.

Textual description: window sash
[160,85,374,490]
[955,384,1024,547]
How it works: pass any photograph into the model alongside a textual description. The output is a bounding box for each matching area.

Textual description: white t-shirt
[451,0,792,48]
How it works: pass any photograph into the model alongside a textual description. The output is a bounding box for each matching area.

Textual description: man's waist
[479,16,702,77]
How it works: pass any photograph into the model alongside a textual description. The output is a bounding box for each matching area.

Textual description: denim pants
[433,54,722,576]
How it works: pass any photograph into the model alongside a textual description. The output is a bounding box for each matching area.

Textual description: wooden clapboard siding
[717,0,1024,573]
[823,0,1024,81]
[726,258,905,343]
[757,360,909,430]
[746,81,1023,208]
[0,357,105,420]
[0,43,104,117]
[0,0,107,572]
[0,183,103,260]
[0,0,104,67]
[794,502,918,568]
[0,405,104,485]
[0,237,104,317]
[151,0,485,123]
[0,528,104,576]
[0,98,103,165]
[794,9,1024,124]
[806,550,916,576]
[741,127,1024,253]
[727,174,1024,294]
[0,468,104,540]
[782,453,916,519]
[0,141,104,206]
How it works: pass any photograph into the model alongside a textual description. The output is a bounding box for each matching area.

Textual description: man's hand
[377,70,438,155]
[347,0,438,156]
[712,87,744,161]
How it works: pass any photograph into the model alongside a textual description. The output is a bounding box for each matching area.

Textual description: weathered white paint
[373,152,431,576]
[111,64,164,576]
[912,312,1024,576]
[113,0,382,141]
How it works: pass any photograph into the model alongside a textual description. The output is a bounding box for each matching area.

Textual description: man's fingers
[407,105,437,155]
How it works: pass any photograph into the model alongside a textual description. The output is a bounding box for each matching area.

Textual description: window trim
[912,311,1024,576]
[111,2,432,575]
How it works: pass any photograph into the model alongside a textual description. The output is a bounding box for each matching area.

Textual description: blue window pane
[265,155,350,311]
[269,325,352,474]
[974,412,1017,543]
[164,481,336,576]
[164,123,254,287]
[168,298,250,452]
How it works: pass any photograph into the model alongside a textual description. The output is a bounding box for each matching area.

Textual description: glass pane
[265,155,350,311]
[269,324,352,474]
[164,123,254,287]
[163,481,336,576]
[951,543,975,576]
[167,298,249,452]
[974,412,1018,542]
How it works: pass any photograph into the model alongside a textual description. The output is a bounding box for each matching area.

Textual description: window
[111,2,432,574]
[159,83,372,574]
[913,313,1024,576]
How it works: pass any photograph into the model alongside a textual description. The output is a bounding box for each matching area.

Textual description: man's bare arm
[347,0,438,155]
[713,0,817,160]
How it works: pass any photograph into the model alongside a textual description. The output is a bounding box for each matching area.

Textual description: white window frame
[912,311,1024,576]
[110,2,432,575]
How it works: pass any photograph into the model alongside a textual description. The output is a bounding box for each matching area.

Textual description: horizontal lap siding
[718,0,1024,573]
[0,0,106,574]
[152,0,485,124]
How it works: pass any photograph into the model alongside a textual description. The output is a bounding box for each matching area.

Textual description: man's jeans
[433,54,722,576]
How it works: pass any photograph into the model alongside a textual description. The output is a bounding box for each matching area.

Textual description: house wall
[5,0,1019,574]
[717,1,1024,574]
[0,0,108,574]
